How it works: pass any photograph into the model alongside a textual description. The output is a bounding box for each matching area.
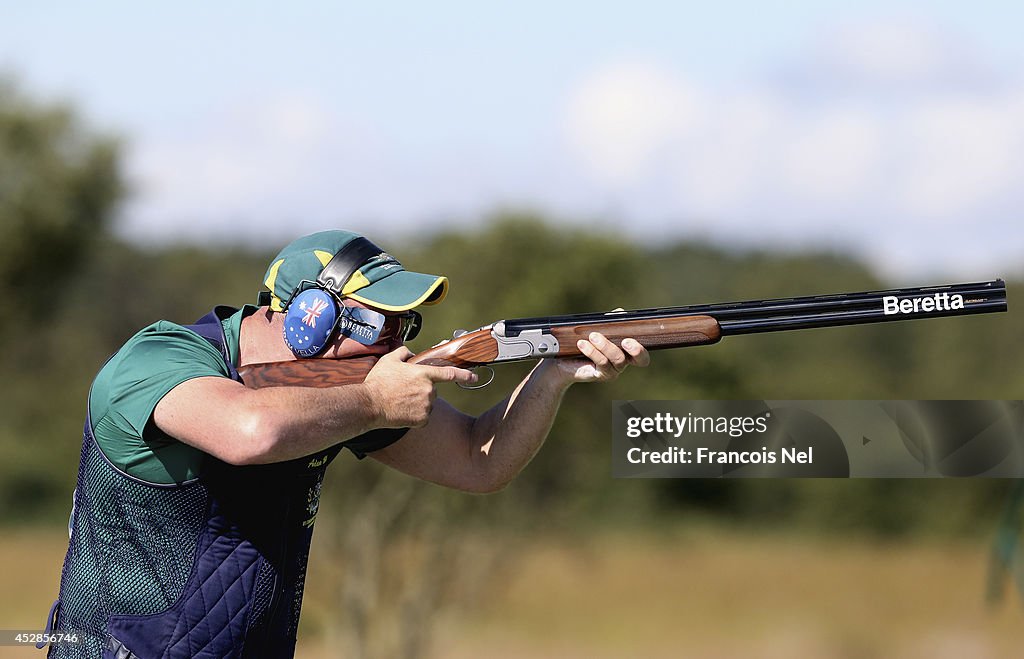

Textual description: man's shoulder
[88,318,232,485]
[115,319,223,365]
[91,317,231,412]
[132,317,214,342]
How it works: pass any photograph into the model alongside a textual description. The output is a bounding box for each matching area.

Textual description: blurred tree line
[0,79,1020,534]
[2,79,1022,655]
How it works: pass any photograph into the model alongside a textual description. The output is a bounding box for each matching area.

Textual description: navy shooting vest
[44,307,406,659]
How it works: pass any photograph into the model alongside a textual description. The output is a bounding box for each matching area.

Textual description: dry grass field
[2,526,1021,658]
[424,530,1024,658]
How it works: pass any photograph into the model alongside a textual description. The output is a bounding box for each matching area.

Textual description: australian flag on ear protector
[284,289,340,357]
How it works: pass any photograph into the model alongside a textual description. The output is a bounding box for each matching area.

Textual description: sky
[1,2,1022,280]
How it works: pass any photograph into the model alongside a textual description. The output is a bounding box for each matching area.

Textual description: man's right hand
[362,348,478,428]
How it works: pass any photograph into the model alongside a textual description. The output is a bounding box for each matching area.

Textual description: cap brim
[346,271,449,311]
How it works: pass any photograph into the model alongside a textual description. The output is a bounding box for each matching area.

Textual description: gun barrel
[501,280,1007,337]
[719,297,1006,335]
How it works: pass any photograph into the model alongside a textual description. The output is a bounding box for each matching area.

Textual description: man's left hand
[543,332,650,386]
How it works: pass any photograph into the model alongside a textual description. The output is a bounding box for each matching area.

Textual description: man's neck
[238,307,295,367]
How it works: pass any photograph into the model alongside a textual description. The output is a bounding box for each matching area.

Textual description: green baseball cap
[261,230,448,312]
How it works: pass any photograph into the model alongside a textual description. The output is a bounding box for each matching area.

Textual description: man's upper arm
[91,323,231,483]
[153,375,257,465]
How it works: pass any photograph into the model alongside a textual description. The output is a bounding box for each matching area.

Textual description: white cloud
[565,59,704,184]
[124,93,362,240]
[898,93,1024,219]
[777,108,883,205]
[829,20,957,86]
[112,16,1023,279]
[564,19,1024,277]
[672,93,785,217]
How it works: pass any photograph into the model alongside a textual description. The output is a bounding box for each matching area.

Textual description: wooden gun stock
[238,326,502,389]
[239,355,381,389]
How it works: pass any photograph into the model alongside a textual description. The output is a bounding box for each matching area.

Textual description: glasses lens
[399,311,415,339]
[336,302,422,344]
[404,311,422,341]
[378,311,421,342]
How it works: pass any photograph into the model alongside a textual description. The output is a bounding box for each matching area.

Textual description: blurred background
[1,2,1022,657]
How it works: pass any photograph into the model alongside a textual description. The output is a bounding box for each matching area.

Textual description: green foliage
[0,80,121,329]
[0,238,275,522]
[1,208,1019,536]
[0,81,123,521]
[0,83,1018,538]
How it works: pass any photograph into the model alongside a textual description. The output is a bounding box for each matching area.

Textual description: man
[46,230,649,658]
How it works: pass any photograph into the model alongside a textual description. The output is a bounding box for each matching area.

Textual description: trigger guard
[458,365,495,390]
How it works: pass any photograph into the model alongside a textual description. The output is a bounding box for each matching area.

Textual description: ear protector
[281,238,421,358]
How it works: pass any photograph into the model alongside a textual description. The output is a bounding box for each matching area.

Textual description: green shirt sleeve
[89,320,231,484]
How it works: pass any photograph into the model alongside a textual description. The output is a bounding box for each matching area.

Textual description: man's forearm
[366,333,645,492]
[467,360,574,490]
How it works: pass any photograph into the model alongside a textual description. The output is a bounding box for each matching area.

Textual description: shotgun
[239,279,1008,389]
